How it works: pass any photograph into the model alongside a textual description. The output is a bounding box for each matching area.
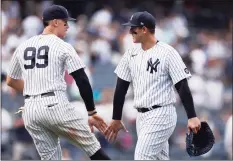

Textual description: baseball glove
[186,121,215,157]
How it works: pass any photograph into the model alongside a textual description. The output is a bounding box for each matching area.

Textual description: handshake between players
[87,112,128,143]
[88,111,201,143]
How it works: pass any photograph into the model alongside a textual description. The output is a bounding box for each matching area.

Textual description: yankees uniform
[7,5,107,160]
[8,34,101,160]
[115,41,191,159]
[105,11,197,160]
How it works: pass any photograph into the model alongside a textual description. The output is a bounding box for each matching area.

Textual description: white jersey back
[115,41,191,108]
[8,34,85,96]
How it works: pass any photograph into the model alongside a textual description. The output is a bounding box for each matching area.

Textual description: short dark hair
[148,28,155,34]
[142,26,155,34]
[43,21,49,27]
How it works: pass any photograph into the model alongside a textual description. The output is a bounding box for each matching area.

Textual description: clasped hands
[89,113,202,143]
[88,113,128,143]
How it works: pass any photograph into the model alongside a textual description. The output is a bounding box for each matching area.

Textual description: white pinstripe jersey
[8,34,85,96]
[115,41,192,108]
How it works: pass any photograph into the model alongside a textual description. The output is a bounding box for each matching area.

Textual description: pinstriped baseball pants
[135,104,177,160]
[22,91,101,160]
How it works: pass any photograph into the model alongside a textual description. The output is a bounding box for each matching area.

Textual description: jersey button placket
[138,50,145,107]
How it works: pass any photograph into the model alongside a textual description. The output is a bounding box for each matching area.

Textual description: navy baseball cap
[42,5,76,21]
[122,11,156,29]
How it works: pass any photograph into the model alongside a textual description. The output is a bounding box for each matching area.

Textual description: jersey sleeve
[65,44,86,74]
[114,49,132,82]
[7,49,22,79]
[167,49,192,85]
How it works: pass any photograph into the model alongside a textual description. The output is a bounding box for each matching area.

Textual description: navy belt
[25,92,55,99]
[137,105,161,113]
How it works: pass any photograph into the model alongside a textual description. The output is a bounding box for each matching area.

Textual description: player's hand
[88,114,108,134]
[187,117,201,134]
[104,120,128,143]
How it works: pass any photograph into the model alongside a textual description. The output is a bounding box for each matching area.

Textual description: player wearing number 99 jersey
[6,5,110,160]
[8,35,83,95]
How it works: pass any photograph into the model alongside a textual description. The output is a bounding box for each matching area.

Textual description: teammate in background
[6,5,110,160]
[104,11,201,160]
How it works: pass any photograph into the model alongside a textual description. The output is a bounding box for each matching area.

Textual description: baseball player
[104,11,201,160]
[6,5,110,160]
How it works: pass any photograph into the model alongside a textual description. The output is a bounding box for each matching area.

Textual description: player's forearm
[6,76,24,93]
[175,78,197,119]
[112,77,130,120]
[70,68,95,112]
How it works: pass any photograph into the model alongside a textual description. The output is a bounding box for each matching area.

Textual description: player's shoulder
[124,44,141,56]
[157,41,180,57]
[63,41,75,51]
[157,41,177,53]
[14,35,38,51]
[47,35,72,48]
[16,35,72,51]
[50,36,74,50]
[18,35,36,45]
[47,35,75,52]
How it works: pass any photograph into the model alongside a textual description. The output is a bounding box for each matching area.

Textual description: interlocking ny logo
[130,15,134,21]
[147,58,160,74]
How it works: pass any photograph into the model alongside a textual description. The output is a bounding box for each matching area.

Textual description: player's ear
[52,19,59,27]
[142,26,147,33]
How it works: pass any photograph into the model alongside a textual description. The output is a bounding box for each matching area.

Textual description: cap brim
[67,17,76,21]
[122,22,140,27]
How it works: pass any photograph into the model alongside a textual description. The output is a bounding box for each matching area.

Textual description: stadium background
[1,0,232,160]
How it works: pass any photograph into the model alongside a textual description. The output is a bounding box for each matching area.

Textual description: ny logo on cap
[65,9,68,14]
[130,15,134,21]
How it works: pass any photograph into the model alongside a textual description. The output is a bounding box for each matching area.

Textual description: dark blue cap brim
[43,17,76,21]
[122,22,141,27]
[67,17,76,21]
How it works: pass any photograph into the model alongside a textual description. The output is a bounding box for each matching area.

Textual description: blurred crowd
[1,0,232,160]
